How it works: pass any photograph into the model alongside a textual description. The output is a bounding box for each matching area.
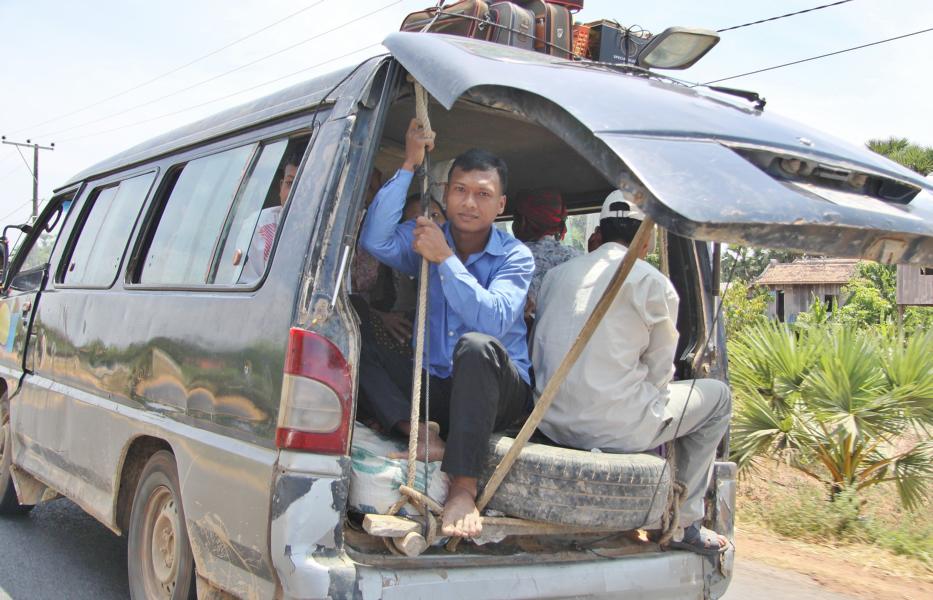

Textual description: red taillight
[276,328,352,454]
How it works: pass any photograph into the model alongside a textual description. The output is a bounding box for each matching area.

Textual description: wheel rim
[142,485,180,599]
[0,423,7,467]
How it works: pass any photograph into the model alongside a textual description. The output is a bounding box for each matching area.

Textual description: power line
[9,0,331,135]
[703,26,933,85]
[60,44,384,144]
[717,0,856,33]
[0,198,34,223]
[13,147,35,181]
[38,1,401,140]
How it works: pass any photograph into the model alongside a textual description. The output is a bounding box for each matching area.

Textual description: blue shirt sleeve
[359,169,420,276]
[438,243,535,339]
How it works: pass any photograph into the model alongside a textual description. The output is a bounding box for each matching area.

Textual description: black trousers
[357,324,530,478]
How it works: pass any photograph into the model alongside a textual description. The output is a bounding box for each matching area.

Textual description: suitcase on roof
[522,1,573,59]
[488,2,535,50]
[400,0,491,40]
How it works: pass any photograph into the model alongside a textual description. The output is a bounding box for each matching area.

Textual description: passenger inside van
[359,118,534,538]
[531,188,732,556]
[512,189,580,318]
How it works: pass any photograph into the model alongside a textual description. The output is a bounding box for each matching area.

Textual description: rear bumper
[271,458,737,600]
[357,552,721,600]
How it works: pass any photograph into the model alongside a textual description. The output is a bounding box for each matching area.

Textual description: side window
[138,145,256,285]
[18,199,72,274]
[213,135,310,285]
[59,172,155,287]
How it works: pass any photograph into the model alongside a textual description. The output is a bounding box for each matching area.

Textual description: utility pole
[1,136,55,218]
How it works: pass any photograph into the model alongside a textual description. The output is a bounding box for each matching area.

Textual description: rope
[404,82,435,493]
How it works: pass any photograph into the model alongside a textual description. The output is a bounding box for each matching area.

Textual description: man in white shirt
[235,161,298,283]
[531,189,731,555]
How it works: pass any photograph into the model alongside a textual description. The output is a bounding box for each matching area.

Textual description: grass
[736,458,933,573]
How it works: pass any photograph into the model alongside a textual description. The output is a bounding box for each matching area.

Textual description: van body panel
[382,33,933,263]
[356,552,714,599]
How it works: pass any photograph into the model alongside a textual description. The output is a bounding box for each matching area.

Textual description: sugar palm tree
[729,321,933,509]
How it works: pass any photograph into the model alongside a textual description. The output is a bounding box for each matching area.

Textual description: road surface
[0,499,858,599]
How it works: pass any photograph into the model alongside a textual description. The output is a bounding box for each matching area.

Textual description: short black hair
[600,217,641,246]
[449,148,508,193]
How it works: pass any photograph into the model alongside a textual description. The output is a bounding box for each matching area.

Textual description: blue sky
[1,0,931,226]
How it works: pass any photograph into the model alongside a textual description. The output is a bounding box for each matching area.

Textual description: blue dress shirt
[360,169,534,384]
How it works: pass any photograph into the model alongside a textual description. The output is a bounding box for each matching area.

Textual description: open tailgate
[384,33,933,264]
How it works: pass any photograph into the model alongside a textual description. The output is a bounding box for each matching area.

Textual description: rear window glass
[137,134,309,287]
[61,172,155,287]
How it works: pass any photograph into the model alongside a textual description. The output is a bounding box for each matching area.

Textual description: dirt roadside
[736,525,933,600]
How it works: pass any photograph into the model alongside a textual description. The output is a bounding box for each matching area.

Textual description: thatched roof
[756,258,859,286]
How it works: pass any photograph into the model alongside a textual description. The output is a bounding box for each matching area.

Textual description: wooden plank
[363,513,613,539]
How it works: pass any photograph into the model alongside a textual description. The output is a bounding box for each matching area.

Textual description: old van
[1,33,932,599]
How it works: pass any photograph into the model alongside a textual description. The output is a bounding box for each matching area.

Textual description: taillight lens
[276,328,352,454]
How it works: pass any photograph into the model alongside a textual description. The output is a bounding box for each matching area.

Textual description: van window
[60,172,155,287]
[18,200,72,274]
[212,134,310,285]
[139,145,256,285]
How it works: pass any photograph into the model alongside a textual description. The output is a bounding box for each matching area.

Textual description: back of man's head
[599,189,644,246]
[450,148,509,194]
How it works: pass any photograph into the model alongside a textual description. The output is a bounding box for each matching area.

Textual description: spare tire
[478,434,671,530]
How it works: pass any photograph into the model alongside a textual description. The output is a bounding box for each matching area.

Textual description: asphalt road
[0,499,858,600]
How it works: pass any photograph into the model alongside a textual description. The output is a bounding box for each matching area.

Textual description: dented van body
[0,33,930,599]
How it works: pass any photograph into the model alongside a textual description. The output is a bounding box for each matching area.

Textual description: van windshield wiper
[702,85,767,111]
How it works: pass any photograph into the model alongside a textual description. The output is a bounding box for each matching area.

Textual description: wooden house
[756,258,860,322]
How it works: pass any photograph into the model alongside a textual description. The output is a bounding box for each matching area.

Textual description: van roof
[60,55,386,190]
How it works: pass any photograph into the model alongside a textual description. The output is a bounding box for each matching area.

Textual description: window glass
[62,172,155,286]
[140,145,255,285]
[19,198,72,273]
[213,135,310,285]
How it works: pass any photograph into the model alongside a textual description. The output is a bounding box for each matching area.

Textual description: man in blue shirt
[360,118,534,538]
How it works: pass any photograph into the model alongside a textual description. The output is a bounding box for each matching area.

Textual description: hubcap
[0,423,7,466]
[144,487,179,598]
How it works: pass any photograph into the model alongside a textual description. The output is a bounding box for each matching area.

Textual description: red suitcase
[400,0,491,40]
[522,1,573,59]
[488,2,535,51]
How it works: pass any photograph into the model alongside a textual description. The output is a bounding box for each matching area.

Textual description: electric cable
[58,44,384,144]
[703,27,933,85]
[13,147,37,182]
[9,0,332,135]
[717,0,856,33]
[38,1,402,140]
[0,198,34,223]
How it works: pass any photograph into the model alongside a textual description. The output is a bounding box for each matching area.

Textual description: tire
[0,420,34,516]
[127,450,197,600]
[479,434,671,530]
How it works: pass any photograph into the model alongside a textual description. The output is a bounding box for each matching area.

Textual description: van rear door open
[384,33,933,264]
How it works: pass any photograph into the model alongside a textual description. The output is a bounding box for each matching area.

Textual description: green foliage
[867,137,933,176]
[722,247,805,282]
[729,320,933,510]
[722,282,769,340]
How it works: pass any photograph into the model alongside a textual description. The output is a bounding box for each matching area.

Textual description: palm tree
[867,137,933,176]
[729,320,933,509]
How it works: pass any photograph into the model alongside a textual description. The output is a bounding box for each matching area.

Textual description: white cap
[600,189,645,222]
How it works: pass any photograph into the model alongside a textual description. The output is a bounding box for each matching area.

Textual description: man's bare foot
[389,421,445,462]
[441,477,482,538]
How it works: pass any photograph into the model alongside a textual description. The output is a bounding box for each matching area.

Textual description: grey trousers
[645,379,732,528]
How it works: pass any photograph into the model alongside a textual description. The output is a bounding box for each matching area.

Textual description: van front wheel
[127,450,196,600]
[0,420,33,515]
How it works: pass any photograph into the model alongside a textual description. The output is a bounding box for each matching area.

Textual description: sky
[1,0,931,229]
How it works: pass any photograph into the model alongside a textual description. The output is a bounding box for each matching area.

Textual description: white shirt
[531,242,680,452]
[235,206,281,284]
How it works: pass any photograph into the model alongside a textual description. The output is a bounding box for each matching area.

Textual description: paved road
[1,499,859,600]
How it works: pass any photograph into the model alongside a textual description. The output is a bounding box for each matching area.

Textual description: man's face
[444,166,505,235]
[279,164,298,206]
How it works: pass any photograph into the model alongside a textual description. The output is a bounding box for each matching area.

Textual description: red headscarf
[514,189,567,241]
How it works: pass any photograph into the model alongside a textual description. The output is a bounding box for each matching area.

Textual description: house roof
[756,258,860,286]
